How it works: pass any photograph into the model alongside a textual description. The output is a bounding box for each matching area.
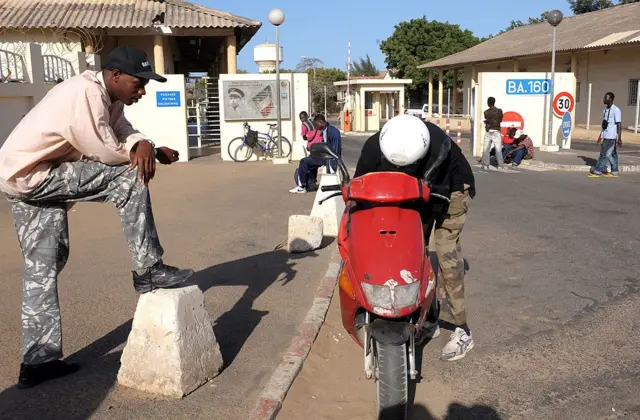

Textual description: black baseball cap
[104,46,167,83]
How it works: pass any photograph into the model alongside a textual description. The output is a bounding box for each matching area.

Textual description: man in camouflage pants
[354,115,476,361]
[0,46,193,389]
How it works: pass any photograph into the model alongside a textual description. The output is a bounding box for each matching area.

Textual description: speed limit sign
[553,92,575,118]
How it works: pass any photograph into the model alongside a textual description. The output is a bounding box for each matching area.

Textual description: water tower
[254,43,283,73]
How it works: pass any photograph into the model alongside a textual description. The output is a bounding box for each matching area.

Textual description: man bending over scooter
[354,114,476,361]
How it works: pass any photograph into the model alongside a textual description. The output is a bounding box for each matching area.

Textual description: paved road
[279,134,640,419]
[0,157,330,420]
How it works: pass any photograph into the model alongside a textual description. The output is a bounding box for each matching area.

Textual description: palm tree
[352,54,379,77]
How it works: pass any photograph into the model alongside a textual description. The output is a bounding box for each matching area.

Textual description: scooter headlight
[361,281,420,310]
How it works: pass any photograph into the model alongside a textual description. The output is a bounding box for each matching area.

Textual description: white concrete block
[310,174,345,237]
[288,215,324,253]
[291,140,308,161]
[117,285,223,398]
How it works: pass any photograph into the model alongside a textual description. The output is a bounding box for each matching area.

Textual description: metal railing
[43,55,74,84]
[0,49,26,82]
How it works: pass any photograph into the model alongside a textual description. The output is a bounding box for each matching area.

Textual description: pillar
[438,69,444,119]
[471,65,477,89]
[513,60,520,72]
[153,35,165,74]
[427,71,433,118]
[452,69,458,116]
[399,87,405,115]
[570,52,578,146]
[226,35,237,74]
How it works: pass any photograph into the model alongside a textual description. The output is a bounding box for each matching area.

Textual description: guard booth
[471,72,576,156]
[334,75,412,132]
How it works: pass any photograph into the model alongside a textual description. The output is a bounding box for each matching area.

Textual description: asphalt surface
[0,157,330,420]
[278,134,640,419]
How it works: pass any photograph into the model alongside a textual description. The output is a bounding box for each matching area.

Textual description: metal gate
[185,76,220,155]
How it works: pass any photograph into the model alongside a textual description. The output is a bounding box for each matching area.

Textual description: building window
[629,79,639,107]
[365,92,373,109]
[576,82,581,103]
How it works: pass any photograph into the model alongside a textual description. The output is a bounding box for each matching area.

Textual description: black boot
[17,360,80,389]
[132,260,194,293]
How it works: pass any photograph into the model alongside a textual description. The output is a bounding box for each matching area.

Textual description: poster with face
[222,80,291,121]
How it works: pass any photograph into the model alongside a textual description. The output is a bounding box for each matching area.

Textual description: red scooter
[311,141,451,420]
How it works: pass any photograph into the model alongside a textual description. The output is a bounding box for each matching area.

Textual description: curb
[250,246,341,420]
[518,160,640,172]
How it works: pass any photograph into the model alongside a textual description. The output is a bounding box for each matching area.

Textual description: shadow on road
[0,248,320,420]
[578,155,597,166]
[406,402,503,419]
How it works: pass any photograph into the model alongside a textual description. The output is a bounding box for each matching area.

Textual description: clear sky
[203,0,573,72]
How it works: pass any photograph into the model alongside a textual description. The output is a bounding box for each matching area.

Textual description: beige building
[418,2,640,130]
[335,72,412,132]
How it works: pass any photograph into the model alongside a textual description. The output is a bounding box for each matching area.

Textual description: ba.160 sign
[506,79,552,95]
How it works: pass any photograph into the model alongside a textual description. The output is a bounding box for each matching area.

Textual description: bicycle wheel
[228,137,253,162]
[267,136,292,159]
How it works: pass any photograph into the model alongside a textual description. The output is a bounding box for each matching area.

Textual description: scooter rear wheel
[376,341,408,420]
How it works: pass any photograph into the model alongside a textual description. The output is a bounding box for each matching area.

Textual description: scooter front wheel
[376,341,408,420]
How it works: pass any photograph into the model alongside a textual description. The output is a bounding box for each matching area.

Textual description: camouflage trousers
[7,160,164,365]
[425,186,471,327]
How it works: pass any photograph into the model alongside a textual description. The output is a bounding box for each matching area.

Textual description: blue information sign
[156,91,181,107]
[562,111,572,138]
[506,79,551,95]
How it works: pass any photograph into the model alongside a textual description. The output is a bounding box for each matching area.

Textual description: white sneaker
[289,186,306,194]
[441,327,474,361]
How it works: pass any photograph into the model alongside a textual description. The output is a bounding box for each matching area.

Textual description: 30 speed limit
[553,92,575,118]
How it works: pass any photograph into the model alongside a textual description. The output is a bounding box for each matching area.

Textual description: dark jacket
[323,123,342,173]
[354,121,475,218]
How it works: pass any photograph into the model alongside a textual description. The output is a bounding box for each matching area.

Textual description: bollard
[456,121,462,146]
[436,119,441,128]
[445,119,450,136]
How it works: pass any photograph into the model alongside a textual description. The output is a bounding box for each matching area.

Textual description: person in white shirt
[590,92,622,178]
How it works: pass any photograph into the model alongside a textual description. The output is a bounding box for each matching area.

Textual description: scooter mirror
[309,142,336,161]
[423,136,452,183]
[309,143,351,183]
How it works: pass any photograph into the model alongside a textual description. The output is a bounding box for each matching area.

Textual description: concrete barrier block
[117,285,223,398]
[310,174,345,237]
[291,140,308,161]
[288,215,323,253]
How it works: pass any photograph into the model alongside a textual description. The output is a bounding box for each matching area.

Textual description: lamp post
[545,9,563,152]
[269,8,285,160]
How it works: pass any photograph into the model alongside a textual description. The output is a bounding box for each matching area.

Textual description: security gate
[185,76,220,154]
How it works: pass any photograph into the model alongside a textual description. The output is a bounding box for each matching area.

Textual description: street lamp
[545,9,563,151]
[269,8,286,160]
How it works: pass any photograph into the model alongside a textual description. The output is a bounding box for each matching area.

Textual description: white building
[418,2,640,131]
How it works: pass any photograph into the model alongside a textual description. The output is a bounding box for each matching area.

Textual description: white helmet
[379,114,430,167]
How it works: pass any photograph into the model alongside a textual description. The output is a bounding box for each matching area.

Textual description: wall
[0,29,83,81]
[0,44,99,147]
[461,45,640,129]
[218,72,310,162]
[124,75,189,162]
[473,71,576,156]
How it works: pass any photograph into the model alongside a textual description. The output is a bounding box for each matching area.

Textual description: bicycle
[228,122,292,162]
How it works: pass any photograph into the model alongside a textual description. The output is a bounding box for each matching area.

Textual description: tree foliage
[307,67,346,113]
[499,12,548,34]
[568,0,638,14]
[351,54,379,77]
[379,17,481,92]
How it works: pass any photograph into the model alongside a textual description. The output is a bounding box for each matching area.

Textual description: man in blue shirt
[590,92,622,178]
[289,114,342,193]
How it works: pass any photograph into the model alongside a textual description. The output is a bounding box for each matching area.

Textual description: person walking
[481,97,505,171]
[589,92,622,178]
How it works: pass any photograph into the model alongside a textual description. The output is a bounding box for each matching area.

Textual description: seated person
[290,114,342,193]
[505,130,534,167]
[502,128,517,160]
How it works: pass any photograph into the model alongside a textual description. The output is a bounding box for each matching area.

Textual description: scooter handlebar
[321,184,341,192]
